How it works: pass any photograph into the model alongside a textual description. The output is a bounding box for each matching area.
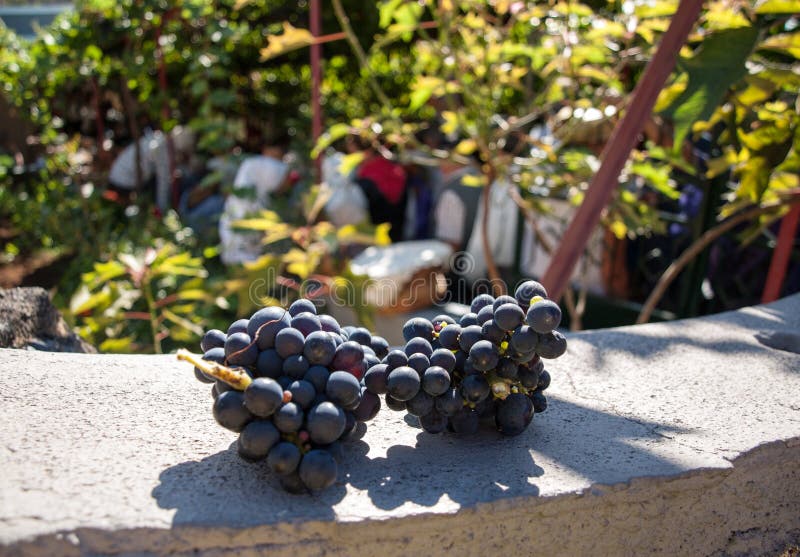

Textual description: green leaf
[339,152,365,175]
[754,0,800,14]
[631,162,680,199]
[311,123,351,159]
[758,33,800,59]
[99,337,135,353]
[662,26,760,153]
[379,0,404,28]
[162,308,205,336]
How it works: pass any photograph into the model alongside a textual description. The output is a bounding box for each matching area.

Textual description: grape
[299,330,335,367]
[469,340,499,372]
[325,371,362,407]
[429,348,456,373]
[419,410,448,433]
[460,374,490,403]
[363,353,380,370]
[289,298,317,316]
[299,449,338,491]
[495,393,534,436]
[291,312,322,337]
[243,377,284,417]
[353,390,381,422]
[273,402,304,433]
[432,314,456,327]
[237,420,280,461]
[282,354,310,379]
[267,441,301,475]
[492,295,517,311]
[306,401,346,444]
[288,380,316,409]
[201,329,226,352]
[494,303,525,331]
[303,365,330,393]
[476,305,495,326]
[453,350,467,373]
[518,360,542,388]
[470,293,495,314]
[274,328,305,358]
[537,369,551,391]
[364,363,389,395]
[481,320,505,345]
[213,379,232,399]
[384,393,407,411]
[255,348,283,379]
[213,390,253,432]
[458,325,484,352]
[437,324,461,350]
[515,280,547,308]
[225,332,258,366]
[402,317,434,342]
[462,356,480,376]
[341,326,356,339]
[406,390,434,417]
[385,349,408,370]
[319,314,342,335]
[459,313,478,327]
[536,331,567,359]
[249,307,290,349]
[386,366,421,401]
[404,337,433,357]
[277,376,292,389]
[526,299,562,334]
[195,347,225,383]
[434,388,462,416]
[531,390,548,413]
[475,397,497,420]
[227,318,249,336]
[370,335,390,359]
[510,348,537,364]
[329,332,344,347]
[278,471,307,494]
[450,408,479,434]
[422,366,451,396]
[407,353,430,376]
[510,325,538,354]
[331,341,366,379]
[348,327,372,346]
[496,358,519,380]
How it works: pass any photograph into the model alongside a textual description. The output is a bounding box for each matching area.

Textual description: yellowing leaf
[338,152,365,175]
[754,0,800,14]
[374,223,392,246]
[260,22,314,61]
[455,139,477,155]
[759,33,800,59]
[609,220,628,239]
[440,111,459,135]
[462,174,488,187]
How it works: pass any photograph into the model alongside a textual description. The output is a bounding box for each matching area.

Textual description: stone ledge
[2,295,799,556]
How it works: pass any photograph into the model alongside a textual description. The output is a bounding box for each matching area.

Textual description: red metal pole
[540,0,705,302]
[761,204,800,303]
[310,0,323,180]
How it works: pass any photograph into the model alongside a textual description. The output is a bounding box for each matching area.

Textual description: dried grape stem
[177,349,253,390]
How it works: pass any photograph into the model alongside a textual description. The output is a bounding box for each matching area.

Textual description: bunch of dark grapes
[363,280,566,436]
[179,299,389,493]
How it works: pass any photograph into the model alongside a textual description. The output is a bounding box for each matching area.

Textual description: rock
[0,287,96,353]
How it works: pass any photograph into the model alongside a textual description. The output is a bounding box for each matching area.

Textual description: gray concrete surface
[1,295,799,556]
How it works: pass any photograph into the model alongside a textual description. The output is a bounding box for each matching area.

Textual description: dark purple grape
[384,393,407,411]
[243,377,284,417]
[432,314,456,328]
[429,348,456,373]
[319,314,342,335]
[518,359,542,388]
[476,305,494,326]
[515,280,548,308]
[422,365,451,396]
[303,365,330,393]
[353,389,381,422]
[406,391,434,417]
[460,374,490,403]
[201,329,226,352]
[494,303,525,331]
[481,320,506,345]
[450,408,479,434]
[510,324,538,353]
[237,420,280,461]
[274,328,305,358]
[341,326,356,339]
[370,335,390,359]
[288,379,316,409]
[526,299,562,334]
[267,441,301,475]
[307,401,346,444]
[255,348,283,379]
[195,347,225,383]
[462,357,480,376]
[213,390,253,432]
[227,318,249,336]
[531,390,548,413]
[329,331,344,347]
[385,349,408,370]
[496,358,519,380]
[289,298,317,316]
[419,410,448,433]
[470,293,495,314]
[402,317,434,342]
[249,307,290,349]
[536,331,567,359]
[325,371,362,407]
[291,312,322,337]
[303,330,336,366]
[537,369,551,390]
[407,353,430,376]
[363,353,380,370]
[348,327,372,346]
[299,449,337,491]
[495,393,534,436]
[364,363,389,395]
[434,388,462,416]
[469,340,499,372]
[331,341,366,379]
[283,354,310,379]
[404,337,433,357]
[458,325,484,352]
[386,366,421,401]
[273,402,304,433]
[214,379,233,399]
[437,324,461,350]
[453,350,467,373]
[225,332,257,366]
[475,397,497,419]
[492,295,518,311]
[459,313,478,327]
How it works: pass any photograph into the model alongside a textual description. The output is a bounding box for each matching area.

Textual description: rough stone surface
[0,287,96,353]
[1,295,799,556]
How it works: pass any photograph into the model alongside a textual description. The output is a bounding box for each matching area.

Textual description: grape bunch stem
[177,349,253,390]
